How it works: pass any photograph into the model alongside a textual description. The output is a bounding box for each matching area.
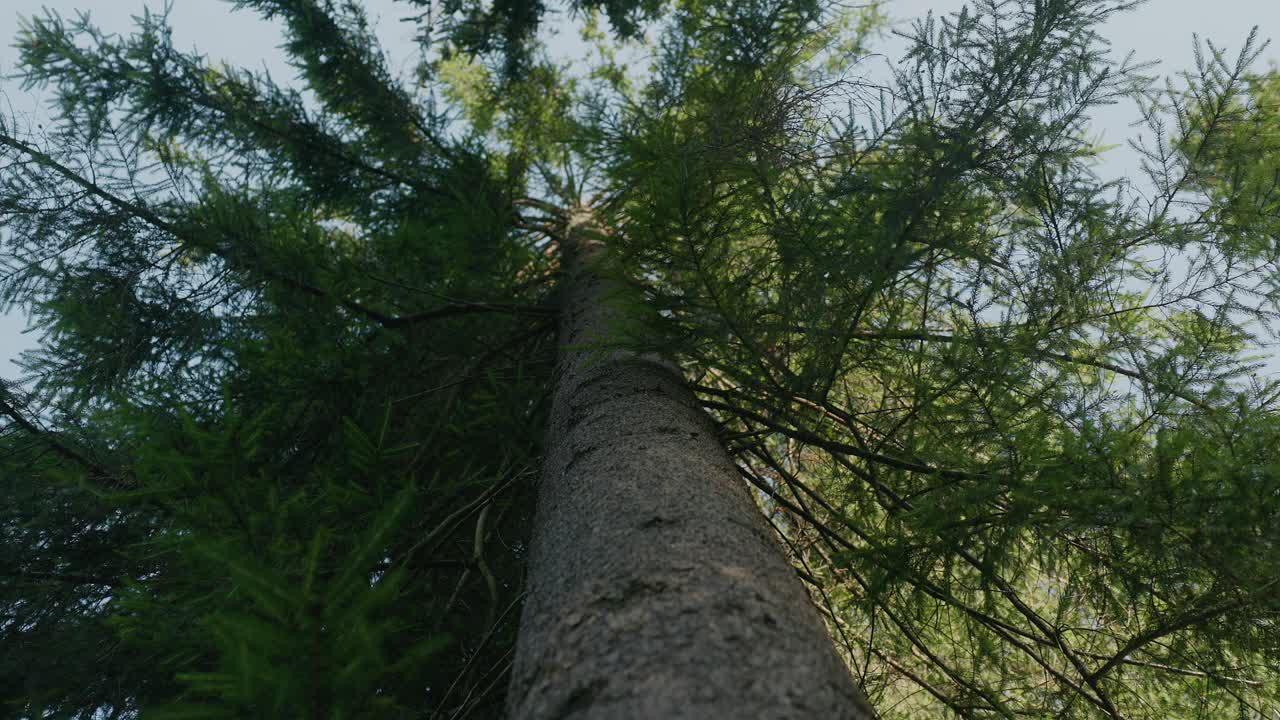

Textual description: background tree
[1,0,1277,718]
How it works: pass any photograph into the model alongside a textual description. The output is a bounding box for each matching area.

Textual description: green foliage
[107,412,449,718]
[2,2,552,716]
[2,0,1278,718]
[600,0,1280,716]
[397,0,663,77]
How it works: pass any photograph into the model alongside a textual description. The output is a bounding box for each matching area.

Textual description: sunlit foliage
[1,0,1277,717]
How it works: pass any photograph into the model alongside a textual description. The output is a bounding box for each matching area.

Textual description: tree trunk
[507,209,875,719]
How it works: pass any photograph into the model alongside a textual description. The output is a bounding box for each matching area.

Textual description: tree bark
[507,209,876,719]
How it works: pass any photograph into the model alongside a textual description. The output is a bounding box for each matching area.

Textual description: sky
[1,0,1278,381]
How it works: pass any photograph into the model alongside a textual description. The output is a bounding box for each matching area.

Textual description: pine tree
[1,0,1278,718]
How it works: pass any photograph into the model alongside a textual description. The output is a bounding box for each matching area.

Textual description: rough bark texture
[507,211,876,720]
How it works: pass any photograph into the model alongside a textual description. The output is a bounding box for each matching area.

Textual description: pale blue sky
[2,0,1278,381]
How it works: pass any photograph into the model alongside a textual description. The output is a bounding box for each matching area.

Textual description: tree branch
[0,131,544,332]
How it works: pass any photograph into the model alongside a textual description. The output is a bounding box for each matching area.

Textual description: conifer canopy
[1,0,1278,717]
